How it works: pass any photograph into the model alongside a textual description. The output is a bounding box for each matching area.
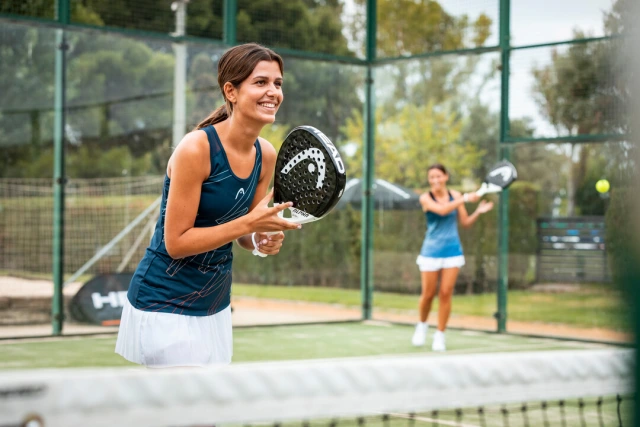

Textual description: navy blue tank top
[419,191,463,258]
[127,125,262,316]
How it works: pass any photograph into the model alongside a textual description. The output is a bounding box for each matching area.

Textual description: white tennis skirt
[115,299,233,368]
[416,255,466,272]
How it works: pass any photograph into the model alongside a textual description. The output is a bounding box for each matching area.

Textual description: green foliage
[258,124,289,152]
[186,0,223,39]
[343,101,485,189]
[574,156,608,216]
[67,146,155,178]
[457,181,540,292]
[233,207,361,289]
[507,182,540,255]
[530,0,628,216]
[341,1,500,199]
[232,182,541,293]
[1,0,361,179]
[274,60,363,144]
[605,188,635,286]
[72,0,174,33]
[237,0,351,56]
[0,26,175,178]
[532,37,622,136]
[349,0,492,57]
[0,0,54,19]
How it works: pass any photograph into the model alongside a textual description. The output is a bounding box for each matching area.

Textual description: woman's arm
[236,137,281,253]
[163,132,298,259]
[456,189,494,228]
[420,190,479,216]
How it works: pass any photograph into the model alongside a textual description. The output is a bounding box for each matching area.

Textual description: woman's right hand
[476,200,494,214]
[248,189,302,233]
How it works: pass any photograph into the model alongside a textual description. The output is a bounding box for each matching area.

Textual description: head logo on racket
[280,148,327,189]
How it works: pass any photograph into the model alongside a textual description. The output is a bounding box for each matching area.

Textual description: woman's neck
[215,115,263,152]
[431,188,448,198]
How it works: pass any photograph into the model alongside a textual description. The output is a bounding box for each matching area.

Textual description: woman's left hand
[253,231,286,255]
[477,200,494,214]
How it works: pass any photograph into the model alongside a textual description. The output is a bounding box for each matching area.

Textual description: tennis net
[0,348,634,427]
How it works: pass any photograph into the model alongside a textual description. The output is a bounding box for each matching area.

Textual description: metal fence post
[496,0,511,333]
[52,0,70,336]
[361,0,376,320]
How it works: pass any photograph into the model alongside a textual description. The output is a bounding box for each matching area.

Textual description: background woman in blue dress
[412,164,494,351]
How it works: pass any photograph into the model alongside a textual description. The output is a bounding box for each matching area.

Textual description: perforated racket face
[273,126,347,218]
[484,160,518,189]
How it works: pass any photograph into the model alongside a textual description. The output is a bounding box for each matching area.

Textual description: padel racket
[476,160,518,197]
[253,126,347,257]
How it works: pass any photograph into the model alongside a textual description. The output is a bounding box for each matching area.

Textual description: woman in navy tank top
[115,43,301,368]
[412,164,494,351]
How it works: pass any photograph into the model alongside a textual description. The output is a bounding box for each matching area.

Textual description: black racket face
[273,126,347,218]
[485,160,518,189]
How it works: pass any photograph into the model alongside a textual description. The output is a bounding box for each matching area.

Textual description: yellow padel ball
[595,179,610,194]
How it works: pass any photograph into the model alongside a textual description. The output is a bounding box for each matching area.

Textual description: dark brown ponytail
[195,104,229,129]
[194,43,283,130]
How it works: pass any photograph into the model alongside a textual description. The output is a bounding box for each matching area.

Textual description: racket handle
[252,232,275,257]
[252,205,284,257]
[251,209,314,257]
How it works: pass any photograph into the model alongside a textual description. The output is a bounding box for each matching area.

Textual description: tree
[1,0,361,178]
[343,101,485,188]
[361,0,493,117]
[0,23,58,177]
[0,23,176,178]
[347,0,492,58]
[531,0,628,215]
[0,0,53,19]
[342,0,496,190]
[233,0,361,143]
[275,60,362,144]
[237,0,352,56]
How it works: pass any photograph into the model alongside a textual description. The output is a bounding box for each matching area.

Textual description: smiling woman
[114,43,302,368]
[411,163,494,352]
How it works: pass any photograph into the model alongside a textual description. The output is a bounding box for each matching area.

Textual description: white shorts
[115,299,233,368]
[416,255,466,272]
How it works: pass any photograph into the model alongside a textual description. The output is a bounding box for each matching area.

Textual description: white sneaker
[432,330,446,352]
[411,323,428,346]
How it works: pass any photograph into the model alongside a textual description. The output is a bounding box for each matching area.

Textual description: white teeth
[260,103,276,108]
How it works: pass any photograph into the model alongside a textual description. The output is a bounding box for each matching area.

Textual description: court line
[387,412,480,427]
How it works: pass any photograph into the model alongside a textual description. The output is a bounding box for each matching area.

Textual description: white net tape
[0,349,633,427]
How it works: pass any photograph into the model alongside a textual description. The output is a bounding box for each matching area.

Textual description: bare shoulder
[419,192,432,202]
[257,136,277,160]
[172,129,208,157]
[418,192,432,211]
[450,189,462,198]
[168,130,210,178]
